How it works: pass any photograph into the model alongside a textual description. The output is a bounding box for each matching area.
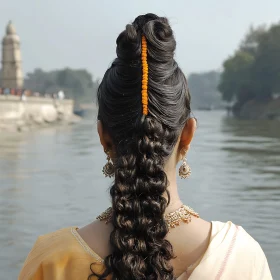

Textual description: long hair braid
[92,13,191,280]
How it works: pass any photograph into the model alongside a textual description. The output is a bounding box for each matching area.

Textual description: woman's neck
[164,163,184,213]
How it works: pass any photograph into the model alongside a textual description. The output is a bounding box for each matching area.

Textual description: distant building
[1,21,23,89]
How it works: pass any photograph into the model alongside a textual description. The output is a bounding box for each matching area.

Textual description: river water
[0,110,279,279]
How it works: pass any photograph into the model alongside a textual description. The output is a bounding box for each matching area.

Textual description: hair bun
[145,19,173,42]
[116,14,175,63]
[116,24,141,61]
[133,13,159,32]
[125,24,138,41]
[143,18,176,62]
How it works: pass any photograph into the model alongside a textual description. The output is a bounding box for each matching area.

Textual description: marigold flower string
[141,35,148,116]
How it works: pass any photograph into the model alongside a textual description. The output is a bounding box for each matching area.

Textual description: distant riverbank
[233,97,280,120]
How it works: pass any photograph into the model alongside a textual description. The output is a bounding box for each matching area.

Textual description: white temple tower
[1,21,23,89]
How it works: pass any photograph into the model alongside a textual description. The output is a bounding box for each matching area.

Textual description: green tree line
[24,68,99,103]
[218,22,280,113]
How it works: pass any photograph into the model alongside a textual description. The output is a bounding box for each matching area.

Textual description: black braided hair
[91,13,191,280]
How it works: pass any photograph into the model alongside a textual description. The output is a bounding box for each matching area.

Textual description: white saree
[180,221,272,280]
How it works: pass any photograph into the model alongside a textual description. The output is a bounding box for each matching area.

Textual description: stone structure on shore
[0,95,78,132]
[1,21,23,89]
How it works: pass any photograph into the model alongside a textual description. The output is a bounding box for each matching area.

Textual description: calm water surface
[0,110,279,279]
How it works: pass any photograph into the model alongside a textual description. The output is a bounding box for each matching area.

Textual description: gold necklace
[96,205,199,230]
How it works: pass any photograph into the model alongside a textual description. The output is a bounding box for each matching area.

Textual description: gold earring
[102,150,114,178]
[179,151,191,179]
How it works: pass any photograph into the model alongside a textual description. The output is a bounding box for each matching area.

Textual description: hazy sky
[1,0,280,79]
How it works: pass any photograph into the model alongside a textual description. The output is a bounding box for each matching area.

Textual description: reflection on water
[0,110,279,279]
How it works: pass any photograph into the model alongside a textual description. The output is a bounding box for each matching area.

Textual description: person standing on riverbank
[18,13,272,280]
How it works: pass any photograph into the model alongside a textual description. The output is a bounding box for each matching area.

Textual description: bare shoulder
[77,220,113,259]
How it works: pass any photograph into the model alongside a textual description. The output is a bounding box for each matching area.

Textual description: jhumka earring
[179,150,191,179]
[102,150,114,178]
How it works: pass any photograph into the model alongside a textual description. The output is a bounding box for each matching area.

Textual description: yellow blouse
[18,222,272,280]
[19,227,109,280]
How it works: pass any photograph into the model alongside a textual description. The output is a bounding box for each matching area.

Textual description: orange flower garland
[141,35,148,116]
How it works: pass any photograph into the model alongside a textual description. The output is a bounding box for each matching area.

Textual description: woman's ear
[97,120,113,153]
[179,118,197,153]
